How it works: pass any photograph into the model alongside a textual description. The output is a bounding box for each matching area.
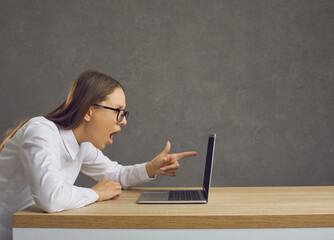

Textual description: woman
[0,70,198,239]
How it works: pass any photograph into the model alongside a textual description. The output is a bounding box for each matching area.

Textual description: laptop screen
[202,133,216,199]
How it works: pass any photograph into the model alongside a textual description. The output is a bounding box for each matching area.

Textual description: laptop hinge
[202,188,208,199]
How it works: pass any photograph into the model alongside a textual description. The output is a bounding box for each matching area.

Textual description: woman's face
[85,87,127,149]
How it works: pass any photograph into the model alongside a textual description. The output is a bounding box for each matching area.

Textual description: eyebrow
[114,105,126,109]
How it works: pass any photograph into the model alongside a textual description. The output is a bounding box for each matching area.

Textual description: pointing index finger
[174,151,198,160]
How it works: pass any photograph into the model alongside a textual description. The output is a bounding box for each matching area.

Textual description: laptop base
[137,189,207,204]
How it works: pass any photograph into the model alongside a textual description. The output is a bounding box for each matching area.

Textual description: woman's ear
[84,108,93,122]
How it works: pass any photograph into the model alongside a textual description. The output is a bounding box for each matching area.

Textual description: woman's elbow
[41,205,64,213]
[36,199,65,213]
[33,192,67,213]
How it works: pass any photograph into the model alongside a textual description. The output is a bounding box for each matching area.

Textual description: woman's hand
[146,141,198,178]
[91,179,122,202]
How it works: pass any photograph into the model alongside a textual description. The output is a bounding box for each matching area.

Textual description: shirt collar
[59,128,80,161]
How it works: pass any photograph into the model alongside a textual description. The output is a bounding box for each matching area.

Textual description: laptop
[137,133,216,204]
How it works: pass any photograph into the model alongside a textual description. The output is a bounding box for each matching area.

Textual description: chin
[93,142,106,150]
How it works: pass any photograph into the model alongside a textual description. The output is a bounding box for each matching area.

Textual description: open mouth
[109,130,120,144]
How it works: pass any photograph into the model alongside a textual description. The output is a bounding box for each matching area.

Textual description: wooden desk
[13,187,334,240]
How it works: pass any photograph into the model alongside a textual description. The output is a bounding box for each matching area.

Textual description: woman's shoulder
[26,116,58,129]
[20,116,59,138]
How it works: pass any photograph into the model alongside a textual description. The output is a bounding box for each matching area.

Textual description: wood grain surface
[13,187,334,229]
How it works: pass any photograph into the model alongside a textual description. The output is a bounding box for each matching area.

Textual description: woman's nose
[120,117,127,126]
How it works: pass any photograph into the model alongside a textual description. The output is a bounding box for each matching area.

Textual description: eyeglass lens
[117,110,129,122]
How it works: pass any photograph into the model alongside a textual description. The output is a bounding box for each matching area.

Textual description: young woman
[0,70,198,239]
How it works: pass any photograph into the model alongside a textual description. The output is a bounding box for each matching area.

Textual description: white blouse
[0,116,152,239]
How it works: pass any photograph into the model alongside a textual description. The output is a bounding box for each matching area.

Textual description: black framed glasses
[92,104,129,122]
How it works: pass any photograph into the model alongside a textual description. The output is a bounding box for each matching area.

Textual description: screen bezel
[202,133,216,200]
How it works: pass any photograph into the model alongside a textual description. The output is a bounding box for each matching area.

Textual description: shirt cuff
[139,162,157,180]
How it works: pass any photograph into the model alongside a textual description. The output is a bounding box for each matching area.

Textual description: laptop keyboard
[168,190,201,201]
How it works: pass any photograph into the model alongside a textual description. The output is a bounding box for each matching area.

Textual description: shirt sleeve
[80,142,154,189]
[19,122,99,213]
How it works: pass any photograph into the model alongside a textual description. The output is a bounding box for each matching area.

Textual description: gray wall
[1,0,333,188]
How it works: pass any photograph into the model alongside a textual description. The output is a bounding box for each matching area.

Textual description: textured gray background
[0,0,333,188]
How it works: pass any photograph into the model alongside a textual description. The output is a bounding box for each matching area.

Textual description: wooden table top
[13,186,334,229]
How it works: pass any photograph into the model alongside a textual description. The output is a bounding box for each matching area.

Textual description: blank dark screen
[202,134,215,197]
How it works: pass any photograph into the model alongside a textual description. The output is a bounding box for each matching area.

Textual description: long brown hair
[0,70,123,151]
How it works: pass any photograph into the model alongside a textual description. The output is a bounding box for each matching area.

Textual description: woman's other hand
[91,179,122,201]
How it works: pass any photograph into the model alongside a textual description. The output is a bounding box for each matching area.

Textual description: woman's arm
[20,123,99,213]
[81,141,198,194]
[80,142,153,190]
